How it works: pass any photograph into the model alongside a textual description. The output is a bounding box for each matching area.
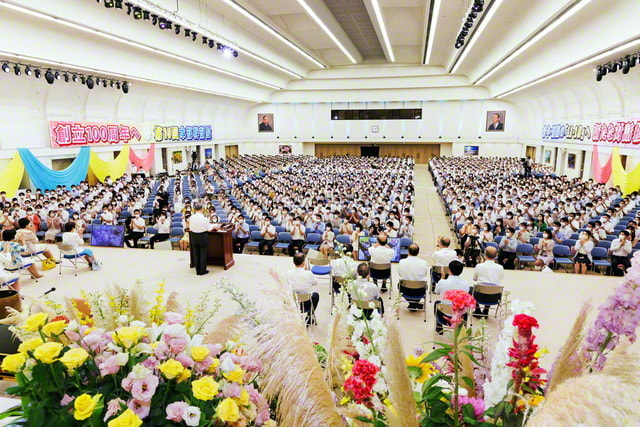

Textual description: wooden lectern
[206,224,235,270]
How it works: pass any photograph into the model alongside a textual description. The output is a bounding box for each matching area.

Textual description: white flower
[132,343,153,355]
[164,324,187,337]
[188,334,204,347]
[368,355,381,369]
[183,406,201,426]
[116,315,129,326]
[131,364,151,379]
[220,357,237,373]
[114,353,129,366]
[67,320,79,331]
[106,342,124,353]
[225,340,238,352]
[130,320,146,329]
[147,324,165,341]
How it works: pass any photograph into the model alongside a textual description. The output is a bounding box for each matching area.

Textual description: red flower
[513,314,539,331]
[443,290,476,311]
[51,315,70,324]
[352,359,379,378]
[344,376,374,404]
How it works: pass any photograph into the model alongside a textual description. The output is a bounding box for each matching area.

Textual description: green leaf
[355,415,374,423]
[461,375,475,390]
[422,348,451,363]
[460,349,481,365]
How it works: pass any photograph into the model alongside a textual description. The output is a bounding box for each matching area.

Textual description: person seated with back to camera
[15,218,58,262]
[432,236,458,284]
[472,246,504,318]
[398,243,430,310]
[284,252,319,325]
[1,228,43,279]
[367,233,396,292]
[330,243,358,293]
[61,222,96,268]
[434,260,471,334]
[350,262,384,319]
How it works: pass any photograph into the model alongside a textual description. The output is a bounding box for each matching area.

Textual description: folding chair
[553,245,573,271]
[245,230,264,253]
[516,244,535,269]
[397,279,427,322]
[354,297,382,320]
[591,246,612,274]
[369,262,392,293]
[57,243,89,277]
[274,232,292,254]
[308,253,332,284]
[471,284,504,319]
[293,291,316,326]
[336,234,351,245]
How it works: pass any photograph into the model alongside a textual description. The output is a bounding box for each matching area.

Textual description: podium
[206,224,235,270]
[190,224,235,270]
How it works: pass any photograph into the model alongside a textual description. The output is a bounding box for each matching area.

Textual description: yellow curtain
[88,146,131,183]
[611,147,640,195]
[0,153,25,198]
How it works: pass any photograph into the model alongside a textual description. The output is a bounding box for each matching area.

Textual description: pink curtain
[592,145,612,183]
[129,144,155,171]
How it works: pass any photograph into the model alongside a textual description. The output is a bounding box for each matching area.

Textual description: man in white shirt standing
[284,252,319,325]
[472,246,505,317]
[189,203,212,276]
[398,243,430,310]
[367,234,396,292]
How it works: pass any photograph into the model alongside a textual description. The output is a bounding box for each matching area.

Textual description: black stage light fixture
[81,76,86,84]
[35,69,41,78]
[191,31,197,41]
[202,36,208,44]
[158,18,167,29]
[595,65,603,82]
[609,61,618,73]
[102,79,108,87]
[208,39,215,48]
[622,56,631,74]
[233,50,238,58]
[104,0,114,8]
[2,63,10,73]
[64,73,70,82]
[630,54,637,68]
[25,66,32,76]
[122,82,129,94]
[110,80,115,87]
[116,81,121,89]
[115,0,123,9]
[143,10,150,20]
[184,29,191,37]
[133,7,142,19]
[174,24,181,35]
[151,14,158,25]
[166,21,172,30]
[472,0,484,13]
[54,71,61,80]
[125,2,133,15]
[13,65,20,76]
[86,77,94,89]
[45,69,55,84]
[72,74,79,83]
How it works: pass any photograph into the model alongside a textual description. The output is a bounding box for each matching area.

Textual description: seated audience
[233,214,250,254]
[573,230,595,275]
[330,244,358,293]
[1,229,43,279]
[350,262,384,318]
[398,243,430,310]
[434,260,471,333]
[259,217,276,256]
[284,252,319,325]
[124,209,146,248]
[472,247,504,317]
[534,229,555,269]
[150,213,171,249]
[498,227,518,270]
[367,234,395,292]
[610,230,632,276]
[61,222,96,267]
[15,218,57,261]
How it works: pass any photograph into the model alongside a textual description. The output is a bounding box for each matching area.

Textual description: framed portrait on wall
[204,148,213,159]
[278,145,292,154]
[567,153,576,169]
[544,150,552,163]
[258,114,274,132]
[486,111,506,132]
[171,151,183,164]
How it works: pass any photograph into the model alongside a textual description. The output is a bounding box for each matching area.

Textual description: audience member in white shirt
[61,222,96,266]
[433,236,458,282]
[350,262,384,318]
[330,244,358,293]
[367,234,396,292]
[124,209,146,248]
[398,243,430,310]
[258,217,277,256]
[573,230,595,275]
[284,253,319,325]
[434,260,470,334]
[150,213,171,249]
[472,247,505,317]
[288,216,306,257]
[610,230,632,276]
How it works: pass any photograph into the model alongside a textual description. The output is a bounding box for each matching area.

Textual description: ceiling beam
[362,0,395,62]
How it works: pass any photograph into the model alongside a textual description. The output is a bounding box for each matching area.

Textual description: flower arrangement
[0,284,275,426]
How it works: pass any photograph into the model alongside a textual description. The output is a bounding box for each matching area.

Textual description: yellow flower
[23,313,48,332]
[235,388,250,406]
[534,348,549,359]
[177,368,191,383]
[192,376,220,401]
[84,327,96,336]
[42,320,68,337]
[223,368,244,384]
[217,397,240,423]
[406,354,438,383]
[339,396,350,405]
[190,346,210,362]
[60,348,89,371]
[113,327,144,349]
[74,393,102,421]
[1,353,27,373]
[528,395,544,407]
[158,359,184,380]
[206,358,220,373]
[18,337,44,354]
[33,342,63,364]
[107,408,143,427]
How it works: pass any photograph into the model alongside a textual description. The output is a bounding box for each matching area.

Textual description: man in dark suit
[487,113,504,131]
[259,115,273,132]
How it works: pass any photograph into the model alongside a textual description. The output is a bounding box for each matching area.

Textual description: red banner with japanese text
[49,121,143,148]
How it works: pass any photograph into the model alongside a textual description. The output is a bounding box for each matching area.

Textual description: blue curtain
[18,147,91,191]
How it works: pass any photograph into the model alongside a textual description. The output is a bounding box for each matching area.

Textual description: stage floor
[16,246,636,368]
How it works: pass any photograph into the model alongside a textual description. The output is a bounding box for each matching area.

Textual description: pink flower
[166,401,189,422]
[141,356,159,370]
[207,344,223,358]
[164,312,185,325]
[237,354,262,372]
[154,341,171,360]
[104,398,126,422]
[128,398,151,419]
[64,330,81,342]
[165,336,188,354]
[175,352,195,369]
[442,290,476,327]
[458,396,485,420]
[222,382,242,398]
[130,375,159,402]
[99,354,123,376]
[60,394,74,406]
[193,357,213,374]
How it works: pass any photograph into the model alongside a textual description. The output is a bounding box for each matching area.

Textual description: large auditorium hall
[0,1,639,425]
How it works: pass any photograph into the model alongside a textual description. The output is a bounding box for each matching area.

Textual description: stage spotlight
[191,32,197,41]
[472,0,484,13]
[158,18,167,29]
[174,24,181,34]
[54,71,61,80]
[110,80,115,87]
[143,10,150,20]
[595,66,603,82]
[64,73,70,82]
[13,65,20,76]
[208,39,215,48]
[104,0,114,8]
[184,29,191,37]
[81,76,86,84]
[116,81,121,89]
[622,57,630,74]
[122,82,129,94]
[233,50,238,58]
[45,69,55,84]
[115,0,123,9]
[125,2,133,15]
[202,36,208,44]
[2,63,9,73]
[86,77,94,89]
[133,7,142,19]
[151,14,158,25]
[609,62,618,73]
[25,66,32,76]
[166,21,172,30]
[35,69,41,78]
[102,79,107,87]
[72,74,79,83]
[630,55,637,68]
